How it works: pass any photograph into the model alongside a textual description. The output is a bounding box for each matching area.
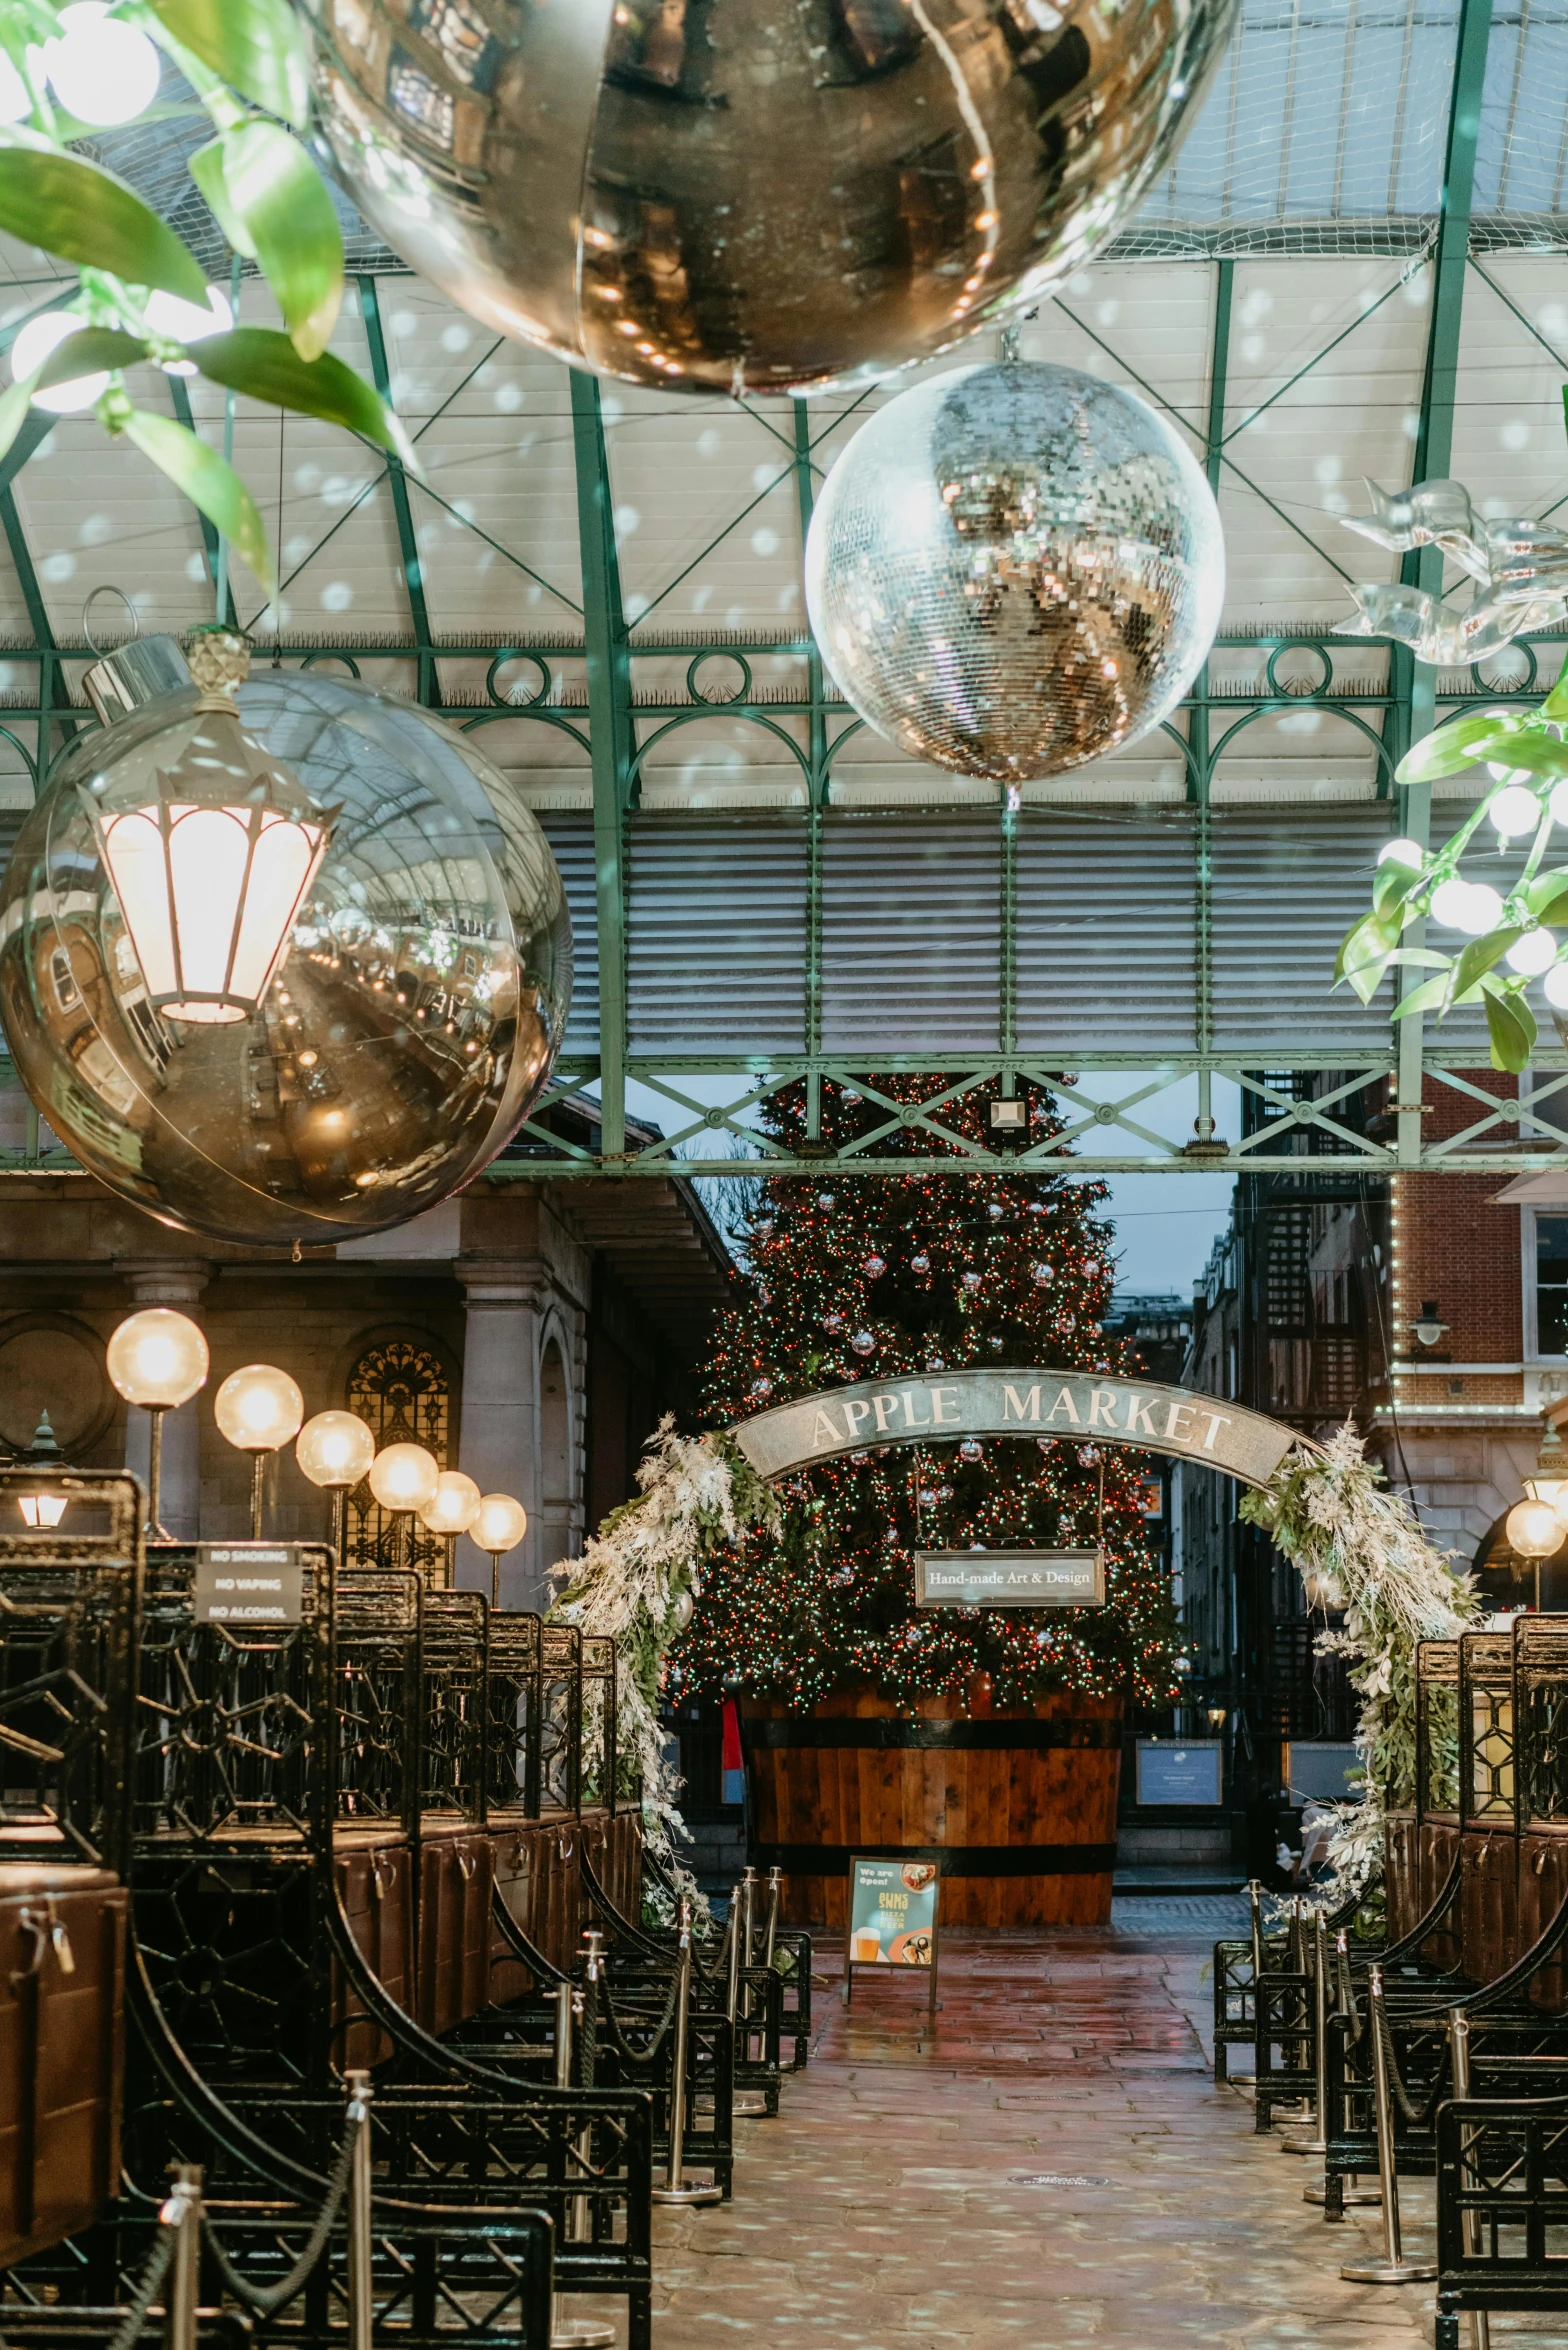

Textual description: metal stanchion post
[1282,1909,1329,2155]
[1339,1968,1437,2284]
[1306,1930,1378,2210]
[1448,2009,1491,2350]
[763,1866,782,1970]
[550,1971,613,2350]
[652,1898,721,2207]
[727,1878,767,2117]
[346,2070,373,2350]
[162,2166,201,2350]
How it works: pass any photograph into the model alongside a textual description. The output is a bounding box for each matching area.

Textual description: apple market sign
[731,1370,1296,1491]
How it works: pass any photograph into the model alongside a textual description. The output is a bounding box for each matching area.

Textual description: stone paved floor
[568,1906,1565,2346]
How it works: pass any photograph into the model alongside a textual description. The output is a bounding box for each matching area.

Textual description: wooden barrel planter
[742,1684,1122,1929]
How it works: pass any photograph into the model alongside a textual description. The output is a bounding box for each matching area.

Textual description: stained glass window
[345,1336,450,1579]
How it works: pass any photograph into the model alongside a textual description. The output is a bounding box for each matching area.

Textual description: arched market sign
[731,1370,1296,1490]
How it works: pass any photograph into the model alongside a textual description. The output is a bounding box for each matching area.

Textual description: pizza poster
[848,1858,939,1969]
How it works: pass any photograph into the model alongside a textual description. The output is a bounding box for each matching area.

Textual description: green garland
[1241,1424,1478,1901]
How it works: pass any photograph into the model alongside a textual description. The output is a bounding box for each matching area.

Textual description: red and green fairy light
[672,1075,1182,1713]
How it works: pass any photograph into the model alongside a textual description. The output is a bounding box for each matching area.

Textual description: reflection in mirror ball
[299,0,1237,396]
[805,362,1225,780]
[0,673,571,1247]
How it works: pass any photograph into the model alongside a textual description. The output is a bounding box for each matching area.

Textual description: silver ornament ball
[806,361,1225,780]
[300,0,1235,397]
[0,670,570,1248]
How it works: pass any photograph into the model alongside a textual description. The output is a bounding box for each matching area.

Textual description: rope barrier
[98,2216,177,2350]
[1373,1986,1451,2130]
[599,1967,682,2073]
[198,2094,367,2319]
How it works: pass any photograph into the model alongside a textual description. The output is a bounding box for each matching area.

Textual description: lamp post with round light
[106,1309,209,1537]
[472,1492,528,1608]
[367,1444,441,1576]
[418,1471,482,1590]
[295,1410,377,1567]
[1505,1496,1562,1613]
[214,1365,305,1539]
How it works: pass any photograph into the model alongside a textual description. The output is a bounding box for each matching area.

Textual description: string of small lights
[673,1076,1181,1713]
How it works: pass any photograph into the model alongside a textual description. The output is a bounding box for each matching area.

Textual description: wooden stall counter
[0,1866,124,2269]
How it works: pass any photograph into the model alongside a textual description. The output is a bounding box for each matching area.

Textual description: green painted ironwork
[571,370,634,1159]
[358,275,437,706]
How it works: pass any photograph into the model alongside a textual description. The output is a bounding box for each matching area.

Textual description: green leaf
[1527,871,1568,921]
[33,329,152,389]
[1395,710,1525,786]
[1544,646,1568,720]
[1465,732,1568,779]
[0,149,207,304]
[1334,909,1397,991]
[119,408,272,594]
[187,138,255,260]
[1372,860,1422,918]
[146,0,311,129]
[1448,926,1524,1006]
[1482,981,1536,1073]
[0,373,37,470]
[192,328,415,464]
[213,121,341,360]
[1391,972,1454,1023]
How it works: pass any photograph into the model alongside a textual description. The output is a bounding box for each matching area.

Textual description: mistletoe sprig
[0,0,412,596]
[1335,654,1568,1072]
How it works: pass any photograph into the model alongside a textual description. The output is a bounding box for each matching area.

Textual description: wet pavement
[600,1905,1561,2346]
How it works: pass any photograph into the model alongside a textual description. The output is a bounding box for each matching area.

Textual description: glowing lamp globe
[46,3,161,126]
[0,648,571,1248]
[106,1308,208,1409]
[472,1493,528,1557]
[419,1470,482,1536]
[295,1410,377,1492]
[1506,1498,1562,1559]
[302,1,1234,398]
[368,1443,441,1514]
[806,362,1224,780]
[214,1364,305,1454]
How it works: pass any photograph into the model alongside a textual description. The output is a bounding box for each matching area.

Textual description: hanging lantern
[82,630,331,1025]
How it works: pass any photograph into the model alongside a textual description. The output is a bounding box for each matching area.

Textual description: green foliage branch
[1334,652,1568,1072]
[0,0,412,594]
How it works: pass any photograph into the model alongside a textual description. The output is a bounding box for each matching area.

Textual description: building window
[1538,1217,1568,1356]
[345,1336,449,1575]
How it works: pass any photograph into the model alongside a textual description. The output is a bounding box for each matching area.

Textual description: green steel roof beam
[793,397,828,1134]
[358,276,437,704]
[0,407,75,781]
[571,369,635,1160]
[167,375,221,608]
[1190,259,1232,1145]
[1396,0,1493,1166]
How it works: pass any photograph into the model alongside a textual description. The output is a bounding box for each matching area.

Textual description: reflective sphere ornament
[806,361,1224,780]
[0,649,571,1248]
[850,1329,876,1356]
[301,0,1236,398]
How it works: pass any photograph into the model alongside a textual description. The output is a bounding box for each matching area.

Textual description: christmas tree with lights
[674,1078,1180,1714]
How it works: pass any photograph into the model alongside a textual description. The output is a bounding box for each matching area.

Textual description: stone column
[453,1258,543,1609]
[119,1259,210,1539]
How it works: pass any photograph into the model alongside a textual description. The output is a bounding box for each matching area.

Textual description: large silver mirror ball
[805,361,1225,780]
[300,0,1237,396]
[0,673,571,1247]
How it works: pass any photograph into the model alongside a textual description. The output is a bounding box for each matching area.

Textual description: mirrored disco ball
[299,0,1236,396]
[805,361,1225,779]
[0,673,571,1247]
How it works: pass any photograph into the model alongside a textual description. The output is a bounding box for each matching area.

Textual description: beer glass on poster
[842,1854,940,2027]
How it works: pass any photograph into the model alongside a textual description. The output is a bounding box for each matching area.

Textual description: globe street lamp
[1506,1495,1562,1614]
[214,1364,305,1538]
[418,1470,482,1590]
[106,1308,209,1536]
[472,1491,528,1608]
[295,1410,377,1566]
[368,1443,440,1575]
